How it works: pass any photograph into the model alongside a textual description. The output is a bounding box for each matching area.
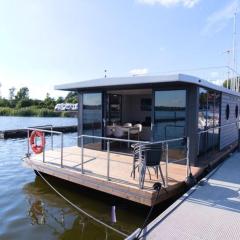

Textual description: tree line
[0,87,77,109]
[0,87,78,117]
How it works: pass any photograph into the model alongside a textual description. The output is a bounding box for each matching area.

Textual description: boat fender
[29,131,45,154]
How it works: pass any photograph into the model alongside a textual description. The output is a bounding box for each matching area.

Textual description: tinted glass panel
[198,88,208,130]
[154,90,186,141]
[198,88,221,155]
[82,93,102,149]
[107,94,122,124]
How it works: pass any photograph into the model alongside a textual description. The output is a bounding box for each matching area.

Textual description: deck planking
[24,146,203,206]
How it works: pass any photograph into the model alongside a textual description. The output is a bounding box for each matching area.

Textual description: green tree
[56,96,64,104]
[16,99,32,108]
[9,87,16,100]
[64,91,78,103]
[0,98,11,107]
[43,93,56,109]
[223,77,240,90]
[15,87,29,101]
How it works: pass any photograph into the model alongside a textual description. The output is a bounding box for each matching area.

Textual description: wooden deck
[24,146,203,206]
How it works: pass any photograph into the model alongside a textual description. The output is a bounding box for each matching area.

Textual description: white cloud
[202,0,240,35]
[137,0,200,8]
[129,68,149,76]
[208,71,224,86]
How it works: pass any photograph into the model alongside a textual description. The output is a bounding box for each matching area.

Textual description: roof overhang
[54,73,240,97]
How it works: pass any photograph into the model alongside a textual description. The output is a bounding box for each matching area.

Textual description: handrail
[197,120,240,155]
[77,134,149,144]
[26,127,62,135]
[29,124,53,128]
[78,134,189,189]
[142,136,186,146]
[198,121,240,135]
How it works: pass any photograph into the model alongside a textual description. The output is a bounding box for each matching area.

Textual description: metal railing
[197,121,240,155]
[78,134,148,181]
[138,136,190,188]
[26,127,64,167]
[78,134,190,189]
[25,127,190,190]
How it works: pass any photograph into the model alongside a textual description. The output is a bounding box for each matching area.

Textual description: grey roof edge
[54,73,240,97]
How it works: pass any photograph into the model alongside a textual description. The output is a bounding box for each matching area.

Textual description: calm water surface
[0,116,77,130]
[0,117,147,240]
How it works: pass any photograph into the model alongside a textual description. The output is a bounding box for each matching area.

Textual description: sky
[0,0,239,99]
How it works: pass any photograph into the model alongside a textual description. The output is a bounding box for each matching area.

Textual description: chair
[130,124,142,140]
[123,123,132,127]
[106,126,113,137]
[131,143,165,188]
[113,126,126,148]
[113,126,125,138]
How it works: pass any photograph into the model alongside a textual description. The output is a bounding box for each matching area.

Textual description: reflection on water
[23,177,131,240]
[28,199,46,225]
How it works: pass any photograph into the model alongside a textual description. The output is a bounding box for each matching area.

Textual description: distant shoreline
[0,107,76,118]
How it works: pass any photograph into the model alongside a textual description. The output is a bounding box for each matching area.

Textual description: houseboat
[24,74,240,206]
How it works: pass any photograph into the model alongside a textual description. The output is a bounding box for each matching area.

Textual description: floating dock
[0,125,77,139]
[127,151,240,240]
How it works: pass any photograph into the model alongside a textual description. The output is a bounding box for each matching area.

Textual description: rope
[134,182,162,240]
[35,169,128,238]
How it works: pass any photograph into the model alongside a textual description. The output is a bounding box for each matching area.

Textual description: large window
[198,88,221,154]
[82,93,102,149]
[154,90,186,141]
[107,94,122,124]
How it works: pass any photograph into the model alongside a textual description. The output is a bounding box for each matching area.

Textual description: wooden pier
[24,146,203,206]
[0,125,77,139]
[127,151,240,239]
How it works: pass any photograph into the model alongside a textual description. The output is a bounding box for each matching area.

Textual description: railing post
[186,137,190,178]
[27,129,30,156]
[51,126,53,150]
[107,141,110,181]
[81,136,84,174]
[138,144,142,189]
[43,132,45,163]
[237,122,240,152]
[60,133,63,168]
[165,142,168,188]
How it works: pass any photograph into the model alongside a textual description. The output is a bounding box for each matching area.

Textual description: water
[0,117,148,240]
[0,116,77,130]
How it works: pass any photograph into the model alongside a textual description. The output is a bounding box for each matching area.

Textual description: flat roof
[55,73,240,97]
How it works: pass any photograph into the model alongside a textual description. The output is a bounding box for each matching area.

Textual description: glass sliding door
[153,90,186,141]
[198,88,221,154]
[82,93,102,150]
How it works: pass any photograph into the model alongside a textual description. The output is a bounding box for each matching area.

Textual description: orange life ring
[29,131,45,154]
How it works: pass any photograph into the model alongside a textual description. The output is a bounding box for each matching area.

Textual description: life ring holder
[29,130,45,154]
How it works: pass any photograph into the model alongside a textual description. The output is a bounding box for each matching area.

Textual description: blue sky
[0,0,239,99]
